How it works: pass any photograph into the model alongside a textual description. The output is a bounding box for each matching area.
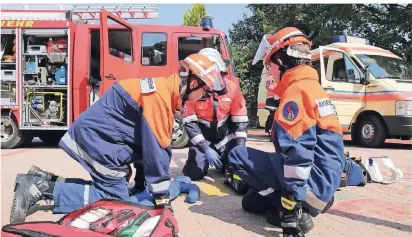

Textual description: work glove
[280,192,305,237]
[204,147,223,169]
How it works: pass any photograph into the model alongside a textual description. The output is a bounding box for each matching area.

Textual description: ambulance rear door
[99,9,139,96]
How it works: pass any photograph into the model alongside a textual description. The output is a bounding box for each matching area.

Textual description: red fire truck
[0,5,239,149]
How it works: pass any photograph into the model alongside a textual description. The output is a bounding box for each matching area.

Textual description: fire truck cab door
[99,9,138,97]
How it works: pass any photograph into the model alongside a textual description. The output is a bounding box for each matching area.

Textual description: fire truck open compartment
[20,29,69,128]
[1,29,17,107]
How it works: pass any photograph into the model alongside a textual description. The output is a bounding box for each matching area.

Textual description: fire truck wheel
[357,115,387,148]
[1,115,30,149]
[39,131,65,146]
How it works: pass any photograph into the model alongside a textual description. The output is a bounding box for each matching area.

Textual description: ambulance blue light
[201,16,213,31]
[333,35,371,45]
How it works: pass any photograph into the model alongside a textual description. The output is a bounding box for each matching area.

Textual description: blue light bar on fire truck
[200,16,213,31]
[333,35,371,45]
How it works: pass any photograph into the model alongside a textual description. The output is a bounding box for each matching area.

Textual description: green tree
[249,4,411,62]
[229,14,265,126]
[183,4,207,26]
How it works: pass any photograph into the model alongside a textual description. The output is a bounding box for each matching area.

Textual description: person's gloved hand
[132,176,200,205]
[204,147,222,169]
[280,193,305,237]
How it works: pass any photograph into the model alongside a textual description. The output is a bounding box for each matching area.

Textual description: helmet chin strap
[181,77,206,105]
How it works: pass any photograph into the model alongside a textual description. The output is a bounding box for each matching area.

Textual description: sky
[1,4,252,36]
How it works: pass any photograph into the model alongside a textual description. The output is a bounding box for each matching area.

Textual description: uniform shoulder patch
[282,101,299,121]
[140,77,157,93]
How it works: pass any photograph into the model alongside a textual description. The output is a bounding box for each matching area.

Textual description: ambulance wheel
[357,115,387,148]
[1,115,29,149]
[171,119,189,149]
[39,131,65,146]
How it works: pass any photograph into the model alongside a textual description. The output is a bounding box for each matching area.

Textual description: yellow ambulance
[257,68,273,134]
[257,36,412,148]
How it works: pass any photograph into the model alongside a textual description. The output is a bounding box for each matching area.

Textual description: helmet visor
[199,64,225,91]
[252,34,272,65]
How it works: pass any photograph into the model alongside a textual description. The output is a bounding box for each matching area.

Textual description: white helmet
[199,48,229,73]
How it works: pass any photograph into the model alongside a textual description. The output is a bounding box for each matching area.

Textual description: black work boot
[266,206,314,234]
[15,166,55,192]
[27,165,55,181]
[10,174,53,224]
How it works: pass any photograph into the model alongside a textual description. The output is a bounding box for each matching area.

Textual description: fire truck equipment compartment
[1,70,16,81]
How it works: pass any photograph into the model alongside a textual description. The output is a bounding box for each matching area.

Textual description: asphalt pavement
[1,130,411,236]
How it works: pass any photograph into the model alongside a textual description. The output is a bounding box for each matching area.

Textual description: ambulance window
[332,58,348,82]
[141,33,167,66]
[312,59,328,83]
[344,56,361,83]
[108,30,133,62]
[329,53,361,83]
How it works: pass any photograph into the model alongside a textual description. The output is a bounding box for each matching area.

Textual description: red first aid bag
[2,199,179,237]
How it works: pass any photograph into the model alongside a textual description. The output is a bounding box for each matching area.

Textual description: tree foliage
[183,4,207,26]
[229,4,411,127]
[229,14,264,126]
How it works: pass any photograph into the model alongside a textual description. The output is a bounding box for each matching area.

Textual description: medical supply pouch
[2,199,179,237]
[342,153,369,187]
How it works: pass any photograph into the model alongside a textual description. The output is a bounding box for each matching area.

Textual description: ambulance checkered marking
[316,98,337,118]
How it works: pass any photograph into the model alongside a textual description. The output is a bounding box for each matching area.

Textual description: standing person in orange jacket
[229,27,345,237]
[180,49,249,181]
